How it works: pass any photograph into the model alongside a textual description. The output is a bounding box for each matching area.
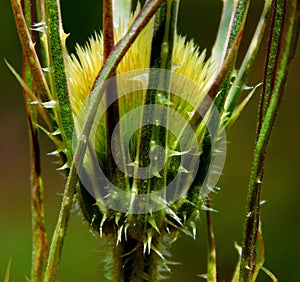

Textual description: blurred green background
[1,1,299,281]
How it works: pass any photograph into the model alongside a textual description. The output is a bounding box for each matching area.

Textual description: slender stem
[135,1,167,193]
[258,0,286,134]
[224,0,273,116]
[206,201,217,282]
[41,0,76,279]
[240,0,300,280]
[227,0,249,50]
[103,0,115,60]
[35,0,56,94]
[21,1,49,280]
[103,0,128,191]
[11,0,52,103]
[43,164,78,282]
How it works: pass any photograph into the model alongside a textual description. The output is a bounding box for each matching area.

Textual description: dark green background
[1,1,299,281]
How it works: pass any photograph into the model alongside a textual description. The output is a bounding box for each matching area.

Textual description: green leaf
[211,0,236,69]
[4,258,11,282]
[231,243,242,282]
[5,60,52,129]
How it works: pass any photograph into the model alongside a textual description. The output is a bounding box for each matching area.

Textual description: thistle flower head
[65,5,222,280]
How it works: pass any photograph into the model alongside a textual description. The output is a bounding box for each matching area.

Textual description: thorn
[165,207,182,226]
[124,223,129,241]
[42,67,51,72]
[99,214,107,238]
[51,129,61,136]
[31,21,47,32]
[151,245,164,260]
[197,274,208,280]
[260,200,267,206]
[56,163,69,171]
[168,149,190,158]
[148,217,161,234]
[116,225,124,245]
[201,205,218,213]
[41,100,56,109]
[129,72,149,88]
[47,150,60,156]
[147,235,152,254]
[178,165,189,174]
[157,92,173,106]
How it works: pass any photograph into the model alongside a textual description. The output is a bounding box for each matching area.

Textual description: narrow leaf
[4,258,12,282]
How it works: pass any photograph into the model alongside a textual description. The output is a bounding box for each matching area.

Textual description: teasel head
[65,3,228,280]
[11,0,266,280]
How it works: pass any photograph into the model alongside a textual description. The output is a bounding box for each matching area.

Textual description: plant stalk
[239,0,300,280]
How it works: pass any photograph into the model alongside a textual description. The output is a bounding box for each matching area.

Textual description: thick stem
[110,236,163,282]
[45,0,74,153]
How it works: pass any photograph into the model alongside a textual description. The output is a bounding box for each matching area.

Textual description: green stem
[228,0,249,50]
[134,1,168,194]
[206,201,217,282]
[224,0,273,116]
[239,0,300,280]
[259,0,286,133]
[212,0,236,69]
[43,164,78,282]
[20,1,49,280]
[35,0,56,94]
[45,0,74,154]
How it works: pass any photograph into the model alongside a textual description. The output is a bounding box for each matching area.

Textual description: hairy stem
[20,1,49,280]
[240,0,300,280]
[43,164,78,282]
[45,0,74,153]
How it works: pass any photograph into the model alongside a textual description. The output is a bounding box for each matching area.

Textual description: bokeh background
[1,1,299,281]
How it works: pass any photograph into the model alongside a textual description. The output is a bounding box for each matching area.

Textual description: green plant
[7,0,299,281]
